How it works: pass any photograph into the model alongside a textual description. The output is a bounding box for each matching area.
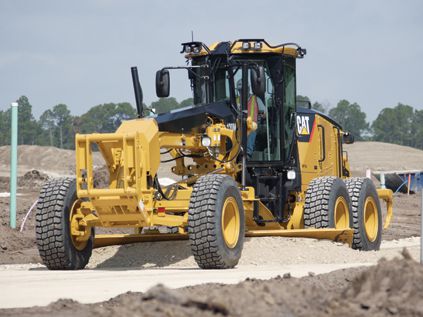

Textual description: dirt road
[0,237,419,309]
[0,263,366,309]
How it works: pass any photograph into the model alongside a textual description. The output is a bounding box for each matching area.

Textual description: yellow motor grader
[35,39,393,270]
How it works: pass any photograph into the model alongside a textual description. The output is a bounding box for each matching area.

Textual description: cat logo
[297,115,310,135]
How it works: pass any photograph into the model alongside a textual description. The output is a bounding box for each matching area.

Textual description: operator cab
[155,39,307,223]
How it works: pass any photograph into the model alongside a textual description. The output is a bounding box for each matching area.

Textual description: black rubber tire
[345,177,382,251]
[188,174,245,269]
[304,176,352,229]
[35,178,93,270]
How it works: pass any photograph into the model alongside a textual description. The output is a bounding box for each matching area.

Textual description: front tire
[35,178,93,270]
[345,177,382,251]
[188,175,245,269]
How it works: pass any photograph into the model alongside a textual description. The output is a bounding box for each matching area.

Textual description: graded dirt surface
[0,143,422,316]
[1,254,422,317]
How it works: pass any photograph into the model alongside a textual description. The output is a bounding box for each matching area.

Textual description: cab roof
[182,39,306,59]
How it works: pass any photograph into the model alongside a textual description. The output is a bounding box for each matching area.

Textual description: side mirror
[343,132,355,144]
[156,70,170,98]
[251,65,266,97]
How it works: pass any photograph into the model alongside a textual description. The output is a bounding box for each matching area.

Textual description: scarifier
[35,39,394,270]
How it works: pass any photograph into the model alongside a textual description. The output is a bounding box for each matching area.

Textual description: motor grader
[35,39,393,270]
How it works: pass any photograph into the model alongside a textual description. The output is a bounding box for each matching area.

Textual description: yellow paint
[334,196,349,229]
[186,40,301,58]
[364,196,378,241]
[93,227,353,249]
[221,196,240,248]
[70,40,393,253]
[297,115,343,193]
[377,188,393,229]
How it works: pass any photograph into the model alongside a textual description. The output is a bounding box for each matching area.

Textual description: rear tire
[304,176,352,229]
[35,178,93,270]
[345,177,382,251]
[188,174,244,269]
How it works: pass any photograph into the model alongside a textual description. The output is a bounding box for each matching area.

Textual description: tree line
[0,96,193,149]
[297,95,423,148]
[0,95,422,150]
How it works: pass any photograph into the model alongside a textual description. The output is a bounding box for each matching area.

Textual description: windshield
[192,57,230,105]
[190,55,296,163]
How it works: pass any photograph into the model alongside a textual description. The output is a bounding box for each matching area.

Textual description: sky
[0,0,422,121]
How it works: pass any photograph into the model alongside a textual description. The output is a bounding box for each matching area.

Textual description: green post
[10,102,18,229]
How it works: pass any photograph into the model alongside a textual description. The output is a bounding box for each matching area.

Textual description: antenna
[191,30,194,41]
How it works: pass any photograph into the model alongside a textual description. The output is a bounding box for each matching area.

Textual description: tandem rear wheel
[304,176,382,251]
[188,174,245,269]
[346,177,382,251]
[304,176,352,230]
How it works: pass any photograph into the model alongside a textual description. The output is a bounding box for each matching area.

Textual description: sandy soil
[345,141,423,174]
[0,145,103,177]
[1,254,421,317]
[0,142,422,315]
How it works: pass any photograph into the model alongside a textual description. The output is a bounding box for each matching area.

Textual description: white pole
[10,102,18,229]
[380,172,386,189]
[365,168,371,179]
[421,188,423,264]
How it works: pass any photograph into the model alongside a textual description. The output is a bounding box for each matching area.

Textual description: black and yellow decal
[296,113,315,142]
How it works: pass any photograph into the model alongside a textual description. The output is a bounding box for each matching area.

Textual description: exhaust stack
[131,66,144,118]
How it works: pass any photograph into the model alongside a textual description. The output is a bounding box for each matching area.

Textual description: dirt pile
[0,145,103,177]
[2,253,420,317]
[345,141,423,175]
[93,165,110,188]
[0,189,41,264]
[329,250,423,316]
[18,170,50,188]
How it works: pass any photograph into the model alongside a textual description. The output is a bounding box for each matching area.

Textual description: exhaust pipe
[131,66,144,118]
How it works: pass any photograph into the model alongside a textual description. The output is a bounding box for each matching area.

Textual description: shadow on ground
[92,240,195,270]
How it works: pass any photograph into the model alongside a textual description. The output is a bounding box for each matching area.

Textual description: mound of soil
[18,170,50,188]
[93,166,110,188]
[330,249,423,316]
[345,141,423,175]
[0,252,419,317]
[0,145,104,177]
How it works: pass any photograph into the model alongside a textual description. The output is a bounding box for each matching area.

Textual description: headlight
[287,170,296,180]
[201,136,211,147]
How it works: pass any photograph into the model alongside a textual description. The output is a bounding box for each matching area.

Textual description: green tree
[312,102,326,113]
[150,97,180,114]
[76,102,136,134]
[296,95,326,113]
[296,95,310,108]
[372,103,414,146]
[16,96,40,145]
[0,109,9,146]
[39,109,55,146]
[38,104,75,148]
[329,99,369,140]
[52,104,73,148]
[179,98,193,107]
[411,109,423,149]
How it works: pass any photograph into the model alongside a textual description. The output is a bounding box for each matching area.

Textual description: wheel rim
[334,196,349,229]
[221,196,240,249]
[364,197,378,242]
[69,200,89,251]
